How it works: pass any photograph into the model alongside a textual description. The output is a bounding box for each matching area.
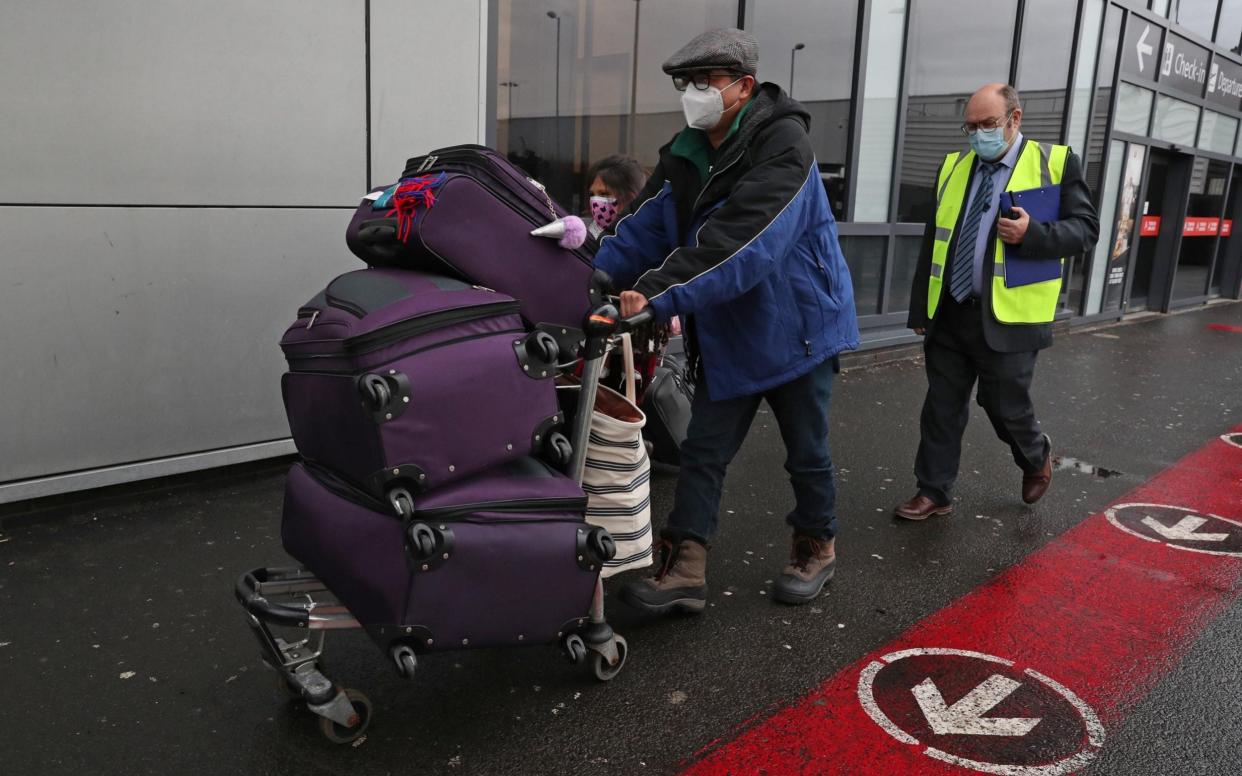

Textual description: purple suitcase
[281,458,610,654]
[345,145,595,330]
[280,268,569,499]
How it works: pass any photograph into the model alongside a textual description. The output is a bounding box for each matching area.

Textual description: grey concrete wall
[0,1,486,501]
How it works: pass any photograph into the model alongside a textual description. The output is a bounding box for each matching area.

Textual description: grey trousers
[915,297,1049,505]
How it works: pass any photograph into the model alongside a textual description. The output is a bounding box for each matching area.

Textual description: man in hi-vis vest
[894,83,1099,521]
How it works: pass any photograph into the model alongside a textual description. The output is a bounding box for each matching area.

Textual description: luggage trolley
[235,286,651,745]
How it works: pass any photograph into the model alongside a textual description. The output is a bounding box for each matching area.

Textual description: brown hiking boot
[772,535,836,604]
[619,539,707,615]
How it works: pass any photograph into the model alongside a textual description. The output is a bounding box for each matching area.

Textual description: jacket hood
[715,82,810,166]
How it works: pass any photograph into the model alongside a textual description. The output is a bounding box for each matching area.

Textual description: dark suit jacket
[907,149,1100,353]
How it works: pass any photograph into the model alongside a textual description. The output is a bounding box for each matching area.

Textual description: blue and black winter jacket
[594,83,859,401]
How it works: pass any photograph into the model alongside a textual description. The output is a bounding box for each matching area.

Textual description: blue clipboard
[999,185,1063,288]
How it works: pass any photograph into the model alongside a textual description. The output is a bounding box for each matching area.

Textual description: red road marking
[684,426,1242,775]
[1207,323,1242,334]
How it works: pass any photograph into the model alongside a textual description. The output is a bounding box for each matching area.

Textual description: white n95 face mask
[681,77,742,130]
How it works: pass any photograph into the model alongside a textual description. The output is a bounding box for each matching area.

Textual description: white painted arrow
[1137,25,1153,73]
[1141,515,1229,542]
[913,674,1042,737]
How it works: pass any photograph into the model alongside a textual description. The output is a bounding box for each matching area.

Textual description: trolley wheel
[525,331,560,364]
[587,527,617,562]
[562,633,587,665]
[391,645,418,679]
[317,688,372,745]
[360,374,392,411]
[591,635,627,682]
[545,432,573,467]
[390,488,415,520]
[406,523,437,559]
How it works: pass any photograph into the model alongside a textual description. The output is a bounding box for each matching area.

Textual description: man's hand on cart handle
[619,291,649,318]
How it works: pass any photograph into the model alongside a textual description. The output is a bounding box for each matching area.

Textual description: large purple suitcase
[345,144,595,330]
[281,458,609,654]
[280,268,567,499]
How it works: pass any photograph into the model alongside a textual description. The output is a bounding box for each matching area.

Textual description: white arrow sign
[1141,515,1229,542]
[913,674,1042,737]
[1136,25,1153,73]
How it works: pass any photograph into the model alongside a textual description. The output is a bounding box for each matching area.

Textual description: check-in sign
[1161,34,1210,98]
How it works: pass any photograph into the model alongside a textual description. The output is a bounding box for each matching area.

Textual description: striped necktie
[949,163,998,303]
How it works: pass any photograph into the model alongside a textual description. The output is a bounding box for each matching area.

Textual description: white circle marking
[858,647,1105,776]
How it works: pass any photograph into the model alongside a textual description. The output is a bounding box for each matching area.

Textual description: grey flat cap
[662,28,758,76]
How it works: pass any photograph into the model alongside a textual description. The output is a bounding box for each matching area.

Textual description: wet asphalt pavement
[2,302,1240,776]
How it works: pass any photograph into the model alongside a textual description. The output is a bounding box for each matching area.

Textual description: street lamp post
[790,43,805,97]
[628,0,642,155]
[499,81,519,121]
[546,11,562,166]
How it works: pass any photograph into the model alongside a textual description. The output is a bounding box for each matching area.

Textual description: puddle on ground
[1051,456,1123,479]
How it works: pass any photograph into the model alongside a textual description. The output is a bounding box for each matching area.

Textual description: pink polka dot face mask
[590,196,619,230]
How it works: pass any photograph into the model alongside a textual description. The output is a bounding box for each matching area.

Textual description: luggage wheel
[587,634,628,682]
[311,686,373,745]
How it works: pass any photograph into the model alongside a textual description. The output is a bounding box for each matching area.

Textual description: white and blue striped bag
[583,335,653,577]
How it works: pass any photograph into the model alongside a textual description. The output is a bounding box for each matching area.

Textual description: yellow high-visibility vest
[928,140,1069,324]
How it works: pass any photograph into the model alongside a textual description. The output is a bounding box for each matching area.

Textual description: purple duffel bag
[281,458,613,655]
[280,268,570,500]
[345,144,595,330]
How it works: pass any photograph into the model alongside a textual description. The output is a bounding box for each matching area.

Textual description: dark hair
[585,155,647,206]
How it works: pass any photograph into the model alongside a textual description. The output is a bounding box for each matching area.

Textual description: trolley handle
[617,307,654,333]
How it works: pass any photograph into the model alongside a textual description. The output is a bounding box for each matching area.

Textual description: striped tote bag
[582,335,653,577]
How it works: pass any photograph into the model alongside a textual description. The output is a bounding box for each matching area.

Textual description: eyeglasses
[960,112,1012,135]
[672,71,742,92]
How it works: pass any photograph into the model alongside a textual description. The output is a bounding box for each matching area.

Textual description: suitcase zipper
[303,463,587,521]
[342,301,520,354]
[284,326,525,374]
[414,496,589,521]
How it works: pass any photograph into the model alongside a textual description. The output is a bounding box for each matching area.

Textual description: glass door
[1172,159,1229,302]
[1210,165,1241,298]
[1128,151,1169,312]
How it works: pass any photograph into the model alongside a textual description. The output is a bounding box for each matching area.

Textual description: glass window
[1172,0,1219,42]
[1083,4,1123,199]
[897,0,1019,223]
[1219,2,1242,52]
[1014,0,1078,140]
[1113,83,1154,135]
[1198,110,1239,154]
[839,235,884,315]
[1151,95,1201,145]
[889,235,922,313]
[494,0,737,211]
[853,0,906,222]
[1068,0,1105,153]
[751,0,858,220]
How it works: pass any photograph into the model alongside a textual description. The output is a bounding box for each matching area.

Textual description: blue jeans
[663,357,838,545]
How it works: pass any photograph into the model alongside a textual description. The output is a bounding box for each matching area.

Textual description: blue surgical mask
[969,125,1009,161]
